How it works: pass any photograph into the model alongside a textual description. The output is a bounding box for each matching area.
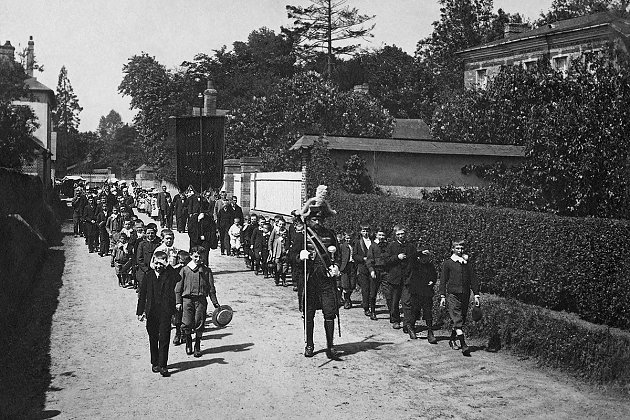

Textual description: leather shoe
[427,329,438,344]
[151,365,160,373]
[159,367,170,377]
[364,309,370,316]
[392,322,401,330]
[402,325,409,333]
[304,345,314,358]
[326,346,341,360]
[409,328,417,340]
[343,301,352,310]
[370,312,377,320]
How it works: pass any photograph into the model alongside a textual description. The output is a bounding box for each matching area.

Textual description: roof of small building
[392,119,433,140]
[290,135,525,157]
[24,77,56,107]
[459,12,630,55]
[136,164,155,172]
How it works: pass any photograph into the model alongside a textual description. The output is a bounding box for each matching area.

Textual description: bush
[463,294,630,390]
[327,191,630,330]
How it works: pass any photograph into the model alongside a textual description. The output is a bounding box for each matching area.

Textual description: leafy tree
[182,27,296,111]
[536,0,629,26]
[430,46,630,219]
[283,0,375,77]
[340,154,373,193]
[415,1,522,122]
[119,53,191,181]
[305,137,340,196]
[0,58,39,169]
[226,71,394,171]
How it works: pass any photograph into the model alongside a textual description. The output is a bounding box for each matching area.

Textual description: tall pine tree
[283,0,375,78]
[53,66,83,172]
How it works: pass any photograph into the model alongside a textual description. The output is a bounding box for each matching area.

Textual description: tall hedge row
[328,192,630,330]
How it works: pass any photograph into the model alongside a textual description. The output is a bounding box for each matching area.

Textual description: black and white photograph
[1,0,630,418]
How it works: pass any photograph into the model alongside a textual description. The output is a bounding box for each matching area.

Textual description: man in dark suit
[383,225,415,329]
[172,189,188,233]
[217,197,239,255]
[157,185,171,228]
[353,223,372,316]
[136,251,180,377]
[135,223,162,293]
[187,210,217,263]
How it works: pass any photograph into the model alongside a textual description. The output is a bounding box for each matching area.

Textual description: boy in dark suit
[338,231,355,309]
[383,225,415,329]
[365,227,387,320]
[403,241,438,343]
[136,251,181,377]
[439,238,480,356]
[353,223,372,316]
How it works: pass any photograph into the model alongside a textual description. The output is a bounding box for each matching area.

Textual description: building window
[523,60,537,70]
[552,56,569,75]
[476,69,488,89]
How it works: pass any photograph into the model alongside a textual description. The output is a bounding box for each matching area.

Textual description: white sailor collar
[450,254,469,264]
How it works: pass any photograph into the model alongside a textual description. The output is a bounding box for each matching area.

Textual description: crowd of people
[71,182,481,376]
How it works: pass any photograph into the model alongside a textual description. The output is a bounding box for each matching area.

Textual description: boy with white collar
[175,246,220,358]
[439,238,480,356]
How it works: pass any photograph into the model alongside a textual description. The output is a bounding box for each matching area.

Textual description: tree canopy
[283,0,375,77]
[0,58,39,169]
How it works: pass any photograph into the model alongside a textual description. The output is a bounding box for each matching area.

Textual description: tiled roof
[135,164,154,172]
[392,119,433,140]
[290,135,524,157]
[459,12,630,54]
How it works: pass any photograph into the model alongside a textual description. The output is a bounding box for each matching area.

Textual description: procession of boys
[71,181,481,378]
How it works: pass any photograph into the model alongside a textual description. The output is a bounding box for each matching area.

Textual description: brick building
[457,12,630,89]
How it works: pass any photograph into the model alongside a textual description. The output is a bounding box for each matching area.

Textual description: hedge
[461,294,630,390]
[328,192,630,330]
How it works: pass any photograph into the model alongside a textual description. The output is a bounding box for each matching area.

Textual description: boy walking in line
[271,228,289,287]
[403,241,438,343]
[365,228,387,320]
[175,246,220,358]
[338,231,356,309]
[383,225,415,330]
[228,217,243,257]
[439,238,480,356]
[112,233,134,287]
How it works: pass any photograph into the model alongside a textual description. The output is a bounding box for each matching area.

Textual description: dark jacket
[187,214,218,249]
[352,237,371,275]
[136,265,180,317]
[406,249,437,296]
[251,227,265,252]
[157,191,171,211]
[82,203,99,224]
[384,240,415,285]
[72,194,87,216]
[173,193,187,216]
[136,237,162,274]
[338,241,352,272]
[366,241,387,274]
[175,264,218,306]
[439,256,478,296]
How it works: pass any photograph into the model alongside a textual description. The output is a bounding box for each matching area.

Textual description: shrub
[340,154,374,194]
[327,191,630,330]
[464,294,630,390]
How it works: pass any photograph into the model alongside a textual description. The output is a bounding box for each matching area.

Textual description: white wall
[251,172,301,216]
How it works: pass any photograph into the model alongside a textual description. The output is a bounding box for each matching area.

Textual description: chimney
[504,23,529,38]
[353,83,369,95]
[26,36,34,76]
[0,41,16,62]
[203,80,217,116]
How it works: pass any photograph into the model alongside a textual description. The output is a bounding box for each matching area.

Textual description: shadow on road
[334,339,394,357]
[201,342,254,356]
[168,357,228,374]
[0,246,65,419]
[201,332,232,341]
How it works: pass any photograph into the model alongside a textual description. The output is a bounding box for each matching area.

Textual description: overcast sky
[1,0,552,131]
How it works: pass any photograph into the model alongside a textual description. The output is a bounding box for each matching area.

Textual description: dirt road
[42,219,630,420]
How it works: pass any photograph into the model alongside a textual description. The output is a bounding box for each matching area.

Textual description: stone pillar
[223,159,240,196]
[239,157,262,215]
